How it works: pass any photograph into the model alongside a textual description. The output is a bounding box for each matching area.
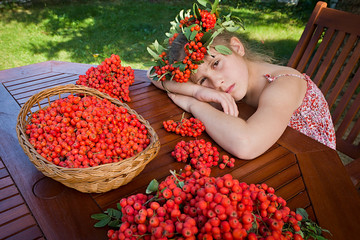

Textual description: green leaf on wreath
[197,0,212,9]
[147,47,160,60]
[183,27,192,40]
[200,31,212,44]
[211,0,219,14]
[190,30,198,41]
[214,45,232,55]
[193,3,201,19]
[204,28,224,47]
[146,179,159,194]
[225,26,240,32]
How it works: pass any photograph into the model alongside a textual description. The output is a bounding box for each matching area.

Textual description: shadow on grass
[0,0,306,67]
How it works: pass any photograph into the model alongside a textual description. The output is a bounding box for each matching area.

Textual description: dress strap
[264,73,306,83]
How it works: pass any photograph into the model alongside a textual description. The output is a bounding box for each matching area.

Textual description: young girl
[147,2,336,159]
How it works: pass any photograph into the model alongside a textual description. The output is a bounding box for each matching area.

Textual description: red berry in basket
[76,54,134,102]
[25,95,150,168]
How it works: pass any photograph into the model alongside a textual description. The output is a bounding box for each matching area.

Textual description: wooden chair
[287,1,360,188]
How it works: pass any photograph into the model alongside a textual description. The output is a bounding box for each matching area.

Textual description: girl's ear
[230,37,245,56]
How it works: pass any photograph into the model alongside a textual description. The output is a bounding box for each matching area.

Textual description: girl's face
[190,37,249,101]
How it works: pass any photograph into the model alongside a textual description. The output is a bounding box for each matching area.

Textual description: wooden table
[0,61,359,240]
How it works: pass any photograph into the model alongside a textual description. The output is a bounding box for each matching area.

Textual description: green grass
[0,0,314,71]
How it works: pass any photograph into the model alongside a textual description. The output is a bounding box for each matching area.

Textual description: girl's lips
[225,84,235,93]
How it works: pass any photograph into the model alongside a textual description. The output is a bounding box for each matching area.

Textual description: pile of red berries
[104,165,305,240]
[163,116,205,137]
[171,139,220,169]
[76,54,135,102]
[26,94,150,168]
[219,155,236,169]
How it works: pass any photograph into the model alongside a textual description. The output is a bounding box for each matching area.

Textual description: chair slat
[306,28,335,78]
[287,1,328,68]
[325,35,359,107]
[316,8,360,35]
[347,112,360,144]
[313,31,346,95]
[297,26,325,73]
[288,1,360,163]
[336,87,360,142]
[330,44,360,120]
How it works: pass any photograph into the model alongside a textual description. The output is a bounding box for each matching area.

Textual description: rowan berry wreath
[147,0,243,83]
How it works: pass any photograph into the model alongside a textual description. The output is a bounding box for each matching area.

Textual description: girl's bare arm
[168,76,306,159]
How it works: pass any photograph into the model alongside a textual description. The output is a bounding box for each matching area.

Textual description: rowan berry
[76,54,134,102]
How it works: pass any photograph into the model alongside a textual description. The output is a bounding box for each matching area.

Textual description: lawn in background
[0,0,315,71]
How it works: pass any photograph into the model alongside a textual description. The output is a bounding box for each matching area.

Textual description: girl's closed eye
[199,77,207,85]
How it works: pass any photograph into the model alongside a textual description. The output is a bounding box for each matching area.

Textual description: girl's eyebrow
[193,57,213,84]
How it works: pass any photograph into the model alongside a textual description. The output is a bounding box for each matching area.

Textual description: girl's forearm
[150,78,201,97]
[188,101,274,160]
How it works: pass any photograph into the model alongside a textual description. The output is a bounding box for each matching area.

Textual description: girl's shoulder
[259,66,308,108]
[265,66,304,82]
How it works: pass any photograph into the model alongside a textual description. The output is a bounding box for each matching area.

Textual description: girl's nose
[211,76,224,89]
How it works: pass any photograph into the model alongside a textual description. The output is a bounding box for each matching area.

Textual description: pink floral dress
[264,73,336,149]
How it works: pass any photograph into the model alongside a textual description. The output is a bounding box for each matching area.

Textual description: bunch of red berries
[153,55,193,83]
[76,54,135,102]
[26,95,150,168]
[171,139,220,169]
[163,116,205,137]
[104,165,306,240]
[152,9,217,84]
[219,155,236,169]
[199,9,217,31]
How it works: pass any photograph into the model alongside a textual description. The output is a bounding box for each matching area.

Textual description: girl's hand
[167,93,197,113]
[193,87,239,117]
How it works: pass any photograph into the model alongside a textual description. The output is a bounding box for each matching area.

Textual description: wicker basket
[16,84,160,193]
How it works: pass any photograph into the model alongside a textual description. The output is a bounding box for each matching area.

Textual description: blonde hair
[211,31,274,63]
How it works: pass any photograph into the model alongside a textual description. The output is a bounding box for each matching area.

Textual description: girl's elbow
[229,138,265,160]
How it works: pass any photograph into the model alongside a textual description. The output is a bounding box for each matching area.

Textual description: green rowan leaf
[183,27,192,40]
[193,3,201,19]
[197,0,211,8]
[190,30,198,41]
[108,220,121,228]
[211,0,219,14]
[204,27,224,47]
[147,47,160,60]
[146,179,159,194]
[94,216,111,228]
[179,9,185,20]
[296,208,309,220]
[91,213,108,220]
[225,26,240,32]
[214,45,232,55]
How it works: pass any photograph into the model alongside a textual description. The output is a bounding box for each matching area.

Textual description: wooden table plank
[1,61,359,240]
[0,80,106,240]
[298,149,360,239]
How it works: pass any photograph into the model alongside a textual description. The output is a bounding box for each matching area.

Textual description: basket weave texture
[16,84,160,193]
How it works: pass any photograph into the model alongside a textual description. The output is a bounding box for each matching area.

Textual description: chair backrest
[288,1,360,159]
